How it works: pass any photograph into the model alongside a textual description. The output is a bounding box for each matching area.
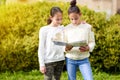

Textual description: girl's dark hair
[47,7,63,24]
[68,0,80,15]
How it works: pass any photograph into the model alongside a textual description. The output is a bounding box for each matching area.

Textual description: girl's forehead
[54,12,63,17]
[69,13,80,17]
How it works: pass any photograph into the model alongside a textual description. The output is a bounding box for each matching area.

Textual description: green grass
[0,70,120,80]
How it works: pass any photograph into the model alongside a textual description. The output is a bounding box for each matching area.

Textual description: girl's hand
[65,44,73,51]
[79,45,89,52]
[40,66,46,74]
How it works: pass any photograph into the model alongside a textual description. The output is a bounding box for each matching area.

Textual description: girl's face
[51,12,63,26]
[69,12,81,26]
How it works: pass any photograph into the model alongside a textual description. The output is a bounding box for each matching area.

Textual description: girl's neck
[50,23,60,27]
[72,21,81,26]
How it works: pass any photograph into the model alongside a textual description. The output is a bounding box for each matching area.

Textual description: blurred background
[0,0,120,80]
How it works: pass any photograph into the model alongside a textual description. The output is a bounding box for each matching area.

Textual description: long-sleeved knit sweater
[38,25,65,67]
[64,23,95,60]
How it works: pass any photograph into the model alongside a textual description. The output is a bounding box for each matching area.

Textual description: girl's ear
[50,16,53,20]
[79,13,82,16]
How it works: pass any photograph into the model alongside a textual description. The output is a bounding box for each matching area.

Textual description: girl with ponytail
[38,7,65,80]
[64,0,95,80]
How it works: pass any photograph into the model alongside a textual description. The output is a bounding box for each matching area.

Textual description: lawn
[0,70,120,80]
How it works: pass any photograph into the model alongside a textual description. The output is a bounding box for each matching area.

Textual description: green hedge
[0,2,120,72]
[0,2,69,72]
[0,0,6,5]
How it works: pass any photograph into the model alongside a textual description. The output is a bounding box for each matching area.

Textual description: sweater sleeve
[88,27,95,52]
[38,27,46,67]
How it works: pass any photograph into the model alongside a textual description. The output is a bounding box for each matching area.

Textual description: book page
[68,40,87,47]
[53,40,87,47]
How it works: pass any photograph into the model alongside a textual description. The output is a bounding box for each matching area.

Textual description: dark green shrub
[79,6,120,72]
[89,14,120,72]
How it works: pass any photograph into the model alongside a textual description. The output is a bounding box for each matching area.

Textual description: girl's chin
[73,24,78,26]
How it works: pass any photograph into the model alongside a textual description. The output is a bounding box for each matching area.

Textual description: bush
[0,0,6,5]
[0,2,120,72]
[89,14,120,72]
[0,2,70,72]
[79,6,120,72]
[0,3,41,71]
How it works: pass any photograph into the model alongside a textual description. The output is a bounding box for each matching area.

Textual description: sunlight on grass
[0,70,120,80]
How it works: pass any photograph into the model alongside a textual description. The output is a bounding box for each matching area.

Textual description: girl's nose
[73,20,77,24]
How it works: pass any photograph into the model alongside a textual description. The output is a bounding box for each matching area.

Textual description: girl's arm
[88,28,95,52]
[38,28,46,68]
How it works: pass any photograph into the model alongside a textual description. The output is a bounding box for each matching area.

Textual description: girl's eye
[71,18,78,20]
[75,18,78,20]
[56,18,62,21]
[71,18,74,20]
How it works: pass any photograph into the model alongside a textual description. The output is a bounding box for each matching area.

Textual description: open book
[52,31,88,47]
[53,40,87,47]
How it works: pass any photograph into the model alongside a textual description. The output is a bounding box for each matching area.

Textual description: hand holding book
[79,45,89,52]
[65,44,73,51]
[53,40,89,52]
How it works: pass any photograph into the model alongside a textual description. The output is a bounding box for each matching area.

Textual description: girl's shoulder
[82,23,91,27]
[64,23,73,30]
[81,23,92,29]
[65,23,72,27]
[39,25,50,33]
[40,25,49,29]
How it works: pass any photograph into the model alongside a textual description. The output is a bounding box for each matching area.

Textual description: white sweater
[64,23,95,60]
[38,25,65,67]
